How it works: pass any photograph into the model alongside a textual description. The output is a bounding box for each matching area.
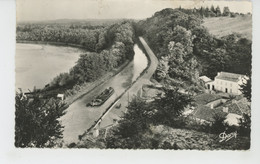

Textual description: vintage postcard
[14,0,253,151]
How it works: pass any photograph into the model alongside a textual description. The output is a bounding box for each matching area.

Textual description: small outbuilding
[57,94,65,100]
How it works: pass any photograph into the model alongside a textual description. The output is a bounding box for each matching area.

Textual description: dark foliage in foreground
[240,77,251,102]
[106,89,192,149]
[15,92,67,147]
[152,88,193,127]
[104,91,250,149]
[238,113,251,137]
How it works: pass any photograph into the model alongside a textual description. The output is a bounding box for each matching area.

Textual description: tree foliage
[240,77,251,102]
[106,88,192,148]
[106,97,157,149]
[21,22,136,92]
[139,10,200,84]
[238,113,251,137]
[223,7,230,16]
[179,5,241,18]
[153,88,192,127]
[15,92,67,147]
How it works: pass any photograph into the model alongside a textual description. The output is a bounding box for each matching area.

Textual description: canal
[60,44,148,144]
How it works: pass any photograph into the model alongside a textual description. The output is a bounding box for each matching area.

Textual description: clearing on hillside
[202,15,252,40]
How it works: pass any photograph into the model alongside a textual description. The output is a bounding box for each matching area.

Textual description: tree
[106,97,157,149]
[15,92,67,147]
[215,6,222,17]
[204,7,210,17]
[210,5,216,14]
[113,97,154,138]
[223,7,230,16]
[238,113,251,137]
[153,88,192,127]
[199,6,205,17]
[211,113,228,134]
[155,56,169,81]
[165,26,198,82]
[240,77,251,102]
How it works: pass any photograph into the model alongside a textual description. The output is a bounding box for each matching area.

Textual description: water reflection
[132,44,148,82]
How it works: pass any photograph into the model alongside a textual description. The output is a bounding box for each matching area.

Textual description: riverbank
[16,40,133,106]
[16,40,89,51]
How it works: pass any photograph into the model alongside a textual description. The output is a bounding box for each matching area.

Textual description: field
[202,15,252,40]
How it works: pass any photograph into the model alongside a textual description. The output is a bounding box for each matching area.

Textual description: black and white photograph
[12,0,253,150]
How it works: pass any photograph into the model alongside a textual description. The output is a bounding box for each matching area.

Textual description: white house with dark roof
[201,72,247,95]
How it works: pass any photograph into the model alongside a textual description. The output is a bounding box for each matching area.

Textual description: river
[15,43,85,91]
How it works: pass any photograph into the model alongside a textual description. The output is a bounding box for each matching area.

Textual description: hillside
[138,8,251,80]
[202,15,252,40]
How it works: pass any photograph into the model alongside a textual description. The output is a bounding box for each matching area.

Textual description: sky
[16,0,252,22]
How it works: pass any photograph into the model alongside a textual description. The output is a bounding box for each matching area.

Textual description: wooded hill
[137,8,251,87]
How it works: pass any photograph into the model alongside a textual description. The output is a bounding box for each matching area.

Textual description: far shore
[16,40,90,51]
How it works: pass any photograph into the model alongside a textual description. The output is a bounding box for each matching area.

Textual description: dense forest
[137,8,251,84]
[17,21,136,92]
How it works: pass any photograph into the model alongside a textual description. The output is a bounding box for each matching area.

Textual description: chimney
[210,104,214,109]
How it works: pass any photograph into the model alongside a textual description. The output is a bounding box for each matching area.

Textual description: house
[191,93,250,126]
[57,94,65,100]
[200,72,247,95]
[214,97,250,126]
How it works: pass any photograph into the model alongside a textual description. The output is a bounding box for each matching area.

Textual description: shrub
[238,113,251,137]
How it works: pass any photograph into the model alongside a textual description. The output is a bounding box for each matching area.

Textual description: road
[98,37,159,129]
[60,43,149,144]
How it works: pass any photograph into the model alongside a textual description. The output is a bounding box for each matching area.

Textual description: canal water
[132,44,148,81]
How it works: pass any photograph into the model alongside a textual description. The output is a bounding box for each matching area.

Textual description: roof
[215,72,245,82]
[192,105,227,122]
[215,98,251,116]
[194,93,222,105]
[199,76,212,83]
